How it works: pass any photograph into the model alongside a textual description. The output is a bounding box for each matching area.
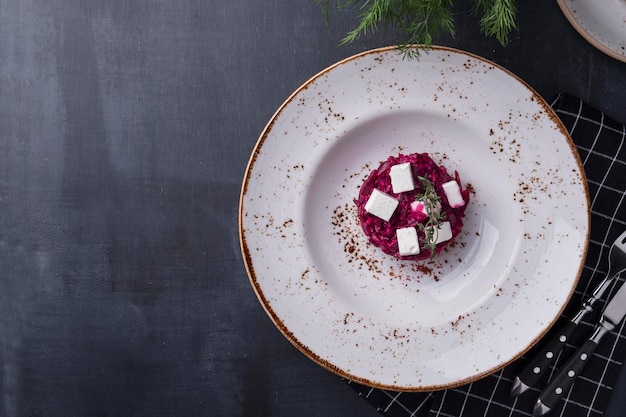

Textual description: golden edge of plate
[238,45,591,392]
[556,0,626,63]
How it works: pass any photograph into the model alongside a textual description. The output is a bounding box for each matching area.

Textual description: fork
[511,229,626,397]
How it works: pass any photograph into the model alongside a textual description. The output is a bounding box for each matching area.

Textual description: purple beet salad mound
[354,153,470,261]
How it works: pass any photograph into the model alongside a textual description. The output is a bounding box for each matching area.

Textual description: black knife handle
[534,338,598,416]
[511,321,577,397]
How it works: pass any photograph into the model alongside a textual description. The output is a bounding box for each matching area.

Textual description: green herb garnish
[415,176,445,258]
[316,0,518,58]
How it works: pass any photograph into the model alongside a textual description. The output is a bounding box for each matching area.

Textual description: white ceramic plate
[557,0,626,63]
[239,46,589,391]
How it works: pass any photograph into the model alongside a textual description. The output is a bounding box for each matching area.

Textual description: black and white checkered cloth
[348,93,626,417]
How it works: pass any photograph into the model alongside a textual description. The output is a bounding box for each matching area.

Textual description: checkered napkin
[348,93,626,417]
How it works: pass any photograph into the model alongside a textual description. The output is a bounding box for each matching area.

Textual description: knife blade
[534,281,626,416]
[510,274,615,397]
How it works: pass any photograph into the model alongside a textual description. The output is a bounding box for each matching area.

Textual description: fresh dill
[415,176,445,258]
[316,0,518,58]
[473,0,518,46]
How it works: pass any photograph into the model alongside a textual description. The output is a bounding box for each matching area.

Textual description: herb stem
[415,176,445,258]
[317,0,518,58]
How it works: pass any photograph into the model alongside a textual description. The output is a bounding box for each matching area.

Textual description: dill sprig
[472,0,517,45]
[415,176,445,258]
[317,0,517,58]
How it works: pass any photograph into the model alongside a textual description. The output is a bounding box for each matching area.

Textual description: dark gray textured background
[0,1,624,416]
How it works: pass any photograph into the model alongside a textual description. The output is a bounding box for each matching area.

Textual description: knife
[534,281,626,416]
[510,274,616,397]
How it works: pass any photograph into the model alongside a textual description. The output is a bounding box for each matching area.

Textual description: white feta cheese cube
[364,189,399,222]
[442,180,465,208]
[430,221,453,244]
[411,199,441,217]
[389,162,415,193]
[396,227,420,256]
[411,200,428,217]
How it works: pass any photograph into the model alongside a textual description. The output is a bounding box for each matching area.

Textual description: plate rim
[557,0,626,63]
[238,45,590,391]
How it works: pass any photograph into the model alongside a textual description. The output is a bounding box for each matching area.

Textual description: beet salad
[354,153,470,261]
